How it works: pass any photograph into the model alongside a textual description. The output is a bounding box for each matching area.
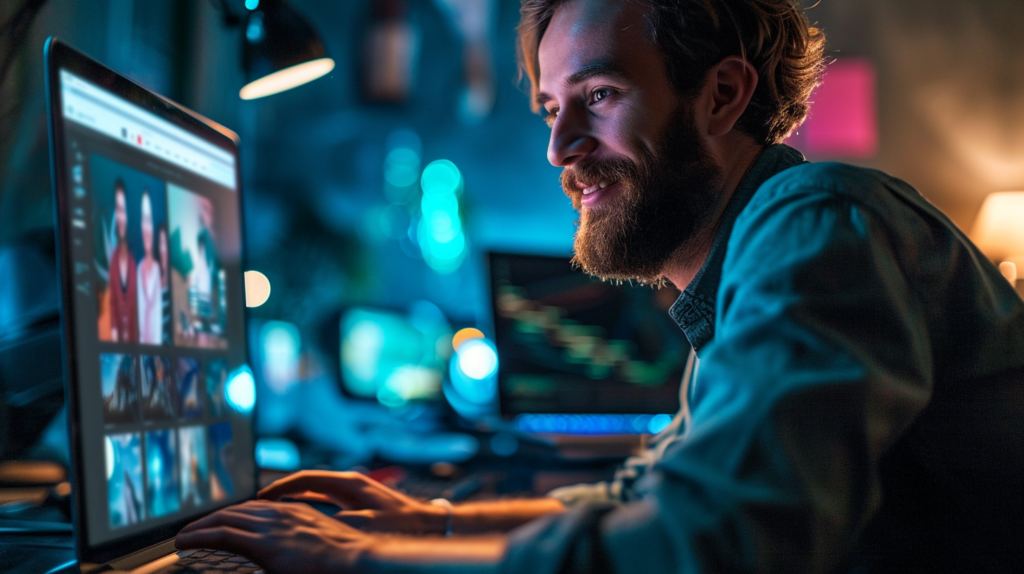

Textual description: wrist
[353,535,388,574]
[356,534,508,574]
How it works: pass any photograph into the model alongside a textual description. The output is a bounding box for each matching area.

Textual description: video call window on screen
[104,421,234,531]
[99,350,237,531]
[58,66,253,543]
[90,155,229,349]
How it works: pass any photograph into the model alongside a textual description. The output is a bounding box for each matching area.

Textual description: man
[178,0,1024,572]
[107,178,138,343]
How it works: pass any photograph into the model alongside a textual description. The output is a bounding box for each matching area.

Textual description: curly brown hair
[518,0,827,145]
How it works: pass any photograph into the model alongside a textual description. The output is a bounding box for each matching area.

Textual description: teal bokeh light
[420,160,462,197]
[385,147,421,188]
[226,365,256,413]
[449,338,498,405]
[418,159,467,273]
[421,194,459,218]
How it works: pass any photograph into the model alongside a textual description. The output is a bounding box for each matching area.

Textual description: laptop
[45,38,258,572]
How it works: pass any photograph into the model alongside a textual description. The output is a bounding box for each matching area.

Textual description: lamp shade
[971,192,1024,263]
[240,0,335,100]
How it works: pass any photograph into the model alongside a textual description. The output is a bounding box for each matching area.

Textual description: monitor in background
[46,39,255,565]
[488,252,685,434]
[339,305,450,407]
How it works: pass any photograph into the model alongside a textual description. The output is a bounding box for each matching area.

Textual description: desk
[0,529,76,573]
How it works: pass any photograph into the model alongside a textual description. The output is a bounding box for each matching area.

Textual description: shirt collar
[668,144,807,352]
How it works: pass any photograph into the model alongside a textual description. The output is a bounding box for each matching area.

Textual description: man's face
[537,0,722,282]
[115,188,127,241]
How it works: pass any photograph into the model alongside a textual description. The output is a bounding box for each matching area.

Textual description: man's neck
[662,140,764,290]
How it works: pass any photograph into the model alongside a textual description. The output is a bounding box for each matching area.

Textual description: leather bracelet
[429,498,454,537]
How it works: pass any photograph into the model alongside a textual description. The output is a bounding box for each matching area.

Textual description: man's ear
[705,56,758,137]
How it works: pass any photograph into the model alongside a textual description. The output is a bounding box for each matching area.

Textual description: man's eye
[544,109,558,127]
[590,88,611,104]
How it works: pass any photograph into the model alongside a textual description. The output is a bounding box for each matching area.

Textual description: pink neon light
[787,58,878,158]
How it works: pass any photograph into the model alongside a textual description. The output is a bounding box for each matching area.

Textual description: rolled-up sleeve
[502,180,935,573]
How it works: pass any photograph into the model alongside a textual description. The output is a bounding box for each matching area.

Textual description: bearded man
[178,1,1024,572]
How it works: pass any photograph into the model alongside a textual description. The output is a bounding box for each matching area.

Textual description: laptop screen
[48,41,255,554]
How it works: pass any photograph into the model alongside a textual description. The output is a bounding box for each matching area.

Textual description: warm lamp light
[971,191,1024,283]
[240,0,334,100]
[241,58,334,100]
[999,262,1017,285]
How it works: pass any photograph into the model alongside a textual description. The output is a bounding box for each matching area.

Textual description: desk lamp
[971,191,1024,285]
[234,0,335,100]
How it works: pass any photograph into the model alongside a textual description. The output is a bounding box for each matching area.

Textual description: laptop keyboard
[157,549,263,574]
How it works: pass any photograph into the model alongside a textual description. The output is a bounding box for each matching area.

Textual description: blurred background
[1,0,1023,490]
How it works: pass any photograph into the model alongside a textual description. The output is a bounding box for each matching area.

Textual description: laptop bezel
[44,37,256,566]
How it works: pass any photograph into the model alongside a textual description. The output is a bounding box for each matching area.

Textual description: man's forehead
[538,0,654,90]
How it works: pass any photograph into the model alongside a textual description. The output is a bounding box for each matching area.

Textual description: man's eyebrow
[565,62,630,87]
[534,62,631,108]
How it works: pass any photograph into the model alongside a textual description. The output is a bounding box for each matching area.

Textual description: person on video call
[178,0,1024,572]
[108,178,138,343]
[137,189,163,345]
[157,223,172,345]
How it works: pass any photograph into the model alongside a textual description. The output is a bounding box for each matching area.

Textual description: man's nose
[547,106,597,167]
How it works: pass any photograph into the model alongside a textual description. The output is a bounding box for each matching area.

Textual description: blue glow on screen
[515,414,675,435]
[648,413,673,434]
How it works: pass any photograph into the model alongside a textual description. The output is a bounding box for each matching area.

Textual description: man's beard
[561,107,722,284]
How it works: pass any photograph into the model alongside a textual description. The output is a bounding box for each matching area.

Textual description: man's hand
[257,470,447,534]
[175,500,374,574]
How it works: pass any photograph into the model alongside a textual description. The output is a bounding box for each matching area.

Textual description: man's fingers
[258,471,383,509]
[334,510,375,530]
[270,491,335,505]
[175,525,263,560]
[179,507,274,535]
[258,470,370,498]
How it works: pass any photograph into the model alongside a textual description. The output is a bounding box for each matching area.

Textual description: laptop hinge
[104,538,177,571]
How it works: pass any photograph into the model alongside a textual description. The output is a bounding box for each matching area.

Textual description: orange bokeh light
[452,328,485,351]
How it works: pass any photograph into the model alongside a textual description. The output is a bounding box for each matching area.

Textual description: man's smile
[580,180,623,208]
